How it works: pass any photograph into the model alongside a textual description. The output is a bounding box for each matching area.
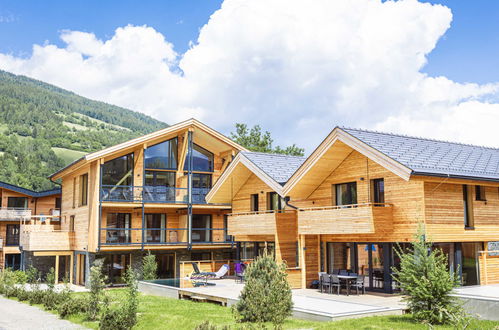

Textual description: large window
[102,153,134,186]
[145,138,178,170]
[267,192,283,211]
[189,173,212,204]
[106,213,131,244]
[371,178,385,204]
[145,213,166,243]
[191,214,211,243]
[7,197,28,209]
[79,173,88,206]
[335,182,357,206]
[184,144,214,172]
[144,171,176,202]
[6,224,20,246]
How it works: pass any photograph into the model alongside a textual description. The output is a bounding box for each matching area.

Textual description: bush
[0,268,17,296]
[233,251,293,326]
[26,266,40,284]
[12,270,28,284]
[58,295,89,318]
[16,287,30,301]
[43,287,71,310]
[142,251,158,280]
[392,226,467,325]
[99,266,139,330]
[46,267,56,290]
[87,259,107,321]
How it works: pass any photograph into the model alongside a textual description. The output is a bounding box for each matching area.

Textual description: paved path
[0,296,84,330]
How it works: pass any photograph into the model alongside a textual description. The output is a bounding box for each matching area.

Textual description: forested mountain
[0,70,167,190]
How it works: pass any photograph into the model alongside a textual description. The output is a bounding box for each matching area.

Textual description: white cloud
[0,0,498,152]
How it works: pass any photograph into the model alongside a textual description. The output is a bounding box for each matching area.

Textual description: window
[144,171,176,202]
[144,138,178,170]
[335,182,357,206]
[145,213,166,243]
[191,214,211,243]
[475,185,486,201]
[223,214,232,242]
[184,144,214,172]
[69,215,75,232]
[5,254,21,270]
[267,192,282,211]
[55,197,62,209]
[7,197,28,209]
[371,179,385,204]
[102,153,134,186]
[6,224,20,246]
[250,194,259,212]
[190,173,212,204]
[106,213,131,243]
[79,174,88,206]
[463,185,474,228]
[72,177,76,208]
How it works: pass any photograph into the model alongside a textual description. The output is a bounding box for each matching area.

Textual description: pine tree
[88,259,107,321]
[142,251,158,280]
[233,251,293,327]
[392,226,467,325]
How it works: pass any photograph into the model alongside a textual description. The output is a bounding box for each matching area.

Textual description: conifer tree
[142,251,158,280]
[233,251,293,327]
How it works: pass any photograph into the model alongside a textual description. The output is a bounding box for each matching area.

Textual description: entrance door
[156,253,175,278]
[356,243,393,293]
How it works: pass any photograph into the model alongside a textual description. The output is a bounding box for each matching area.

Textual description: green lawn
[60,290,499,330]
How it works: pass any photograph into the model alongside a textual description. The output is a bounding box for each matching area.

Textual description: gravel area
[0,296,85,330]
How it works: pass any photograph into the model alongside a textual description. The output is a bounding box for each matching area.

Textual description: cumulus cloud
[0,0,498,151]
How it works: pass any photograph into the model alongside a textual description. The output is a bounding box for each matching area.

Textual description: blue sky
[1,0,498,84]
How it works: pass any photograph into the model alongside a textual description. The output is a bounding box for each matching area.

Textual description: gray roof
[241,151,306,185]
[0,181,61,197]
[343,128,499,181]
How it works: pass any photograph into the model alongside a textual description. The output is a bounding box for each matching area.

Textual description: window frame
[475,185,486,201]
[250,194,259,212]
[463,185,474,229]
[371,178,385,204]
[184,143,214,172]
[334,182,358,206]
[79,173,88,206]
[5,224,20,246]
[144,138,178,171]
[7,197,28,209]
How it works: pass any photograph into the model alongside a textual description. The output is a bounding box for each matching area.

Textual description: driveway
[0,296,84,330]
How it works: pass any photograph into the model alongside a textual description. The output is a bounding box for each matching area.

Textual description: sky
[0,0,498,153]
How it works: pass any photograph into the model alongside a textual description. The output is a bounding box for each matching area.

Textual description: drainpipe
[187,131,193,249]
[284,196,298,210]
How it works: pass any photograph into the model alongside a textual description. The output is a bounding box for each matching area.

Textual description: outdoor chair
[235,262,246,283]
[330,275,342,295]
[191,262,230,280]
[318,272,327,290]
[320,273,331,293]
[349,275,366,295]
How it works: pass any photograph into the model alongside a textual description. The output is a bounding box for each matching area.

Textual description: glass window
[145,138,178,170]
[6,224,20,246]
[475,185,486,201]
[191,214,211,243]
[463,185,474,228]
[145,213,166,243]
[79,173,88,206]
[267,192,282,211]
[335,182,357,206]
[240,242,255,260]
[223,214,232,242]
[184,144,214,172]
[7,197,28,209]
[144,171,176,202]
[372,178,385,204]
[250,194,259,211]
[55,198,62,209]
[102,154,133,186]
[145,171,176,187]
[191,173,212,189]
[106,213,131,244]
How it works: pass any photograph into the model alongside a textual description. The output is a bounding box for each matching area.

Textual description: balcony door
[355,243,394,293]
[6,224,20,246]
[106,213,131,244]
[191,214,211,243]
[145,213,166,243]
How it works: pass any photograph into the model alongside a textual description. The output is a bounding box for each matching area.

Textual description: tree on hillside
[230,123,304,156]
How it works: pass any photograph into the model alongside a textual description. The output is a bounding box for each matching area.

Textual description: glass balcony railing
[100,186,214,204]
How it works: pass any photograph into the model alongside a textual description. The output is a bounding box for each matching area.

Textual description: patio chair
[191,262,229,280]
[320,273,331,293]
[235,262,246,283]
[317,272,327,290]
[330,275,342,295]
[349,275,366,295]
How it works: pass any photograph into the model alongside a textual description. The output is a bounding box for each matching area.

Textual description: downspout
[284,196,298,210]
[187,131,193,249]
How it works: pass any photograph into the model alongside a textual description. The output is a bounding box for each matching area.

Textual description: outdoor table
[336,275,358,295]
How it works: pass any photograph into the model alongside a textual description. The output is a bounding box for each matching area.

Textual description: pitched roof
[241,151,307,185]
[342,128,499,181]
[0,181,61,197]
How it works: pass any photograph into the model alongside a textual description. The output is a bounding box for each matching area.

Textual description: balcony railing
[20,224,74,251]
[99,227,233,246]
[227,210,295,236]
[100,185,212,204]
[0,208,32,221]
[297,203,393,235]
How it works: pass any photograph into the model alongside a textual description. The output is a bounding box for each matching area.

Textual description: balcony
[297,203,393,235]
[0,208,32,221]
[227,211,295,236]
[20,224,74,251]
[100,185,213,204]
[99,227,232,247]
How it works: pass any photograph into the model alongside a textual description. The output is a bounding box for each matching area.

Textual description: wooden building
[20,119,246,285]
[0,181,60,272]
[206,127,499,291]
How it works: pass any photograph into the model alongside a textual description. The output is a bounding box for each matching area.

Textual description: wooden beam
[69,253,74,284]
[300,235,306,289]
[55,255,59,284]
[178,130,190,173]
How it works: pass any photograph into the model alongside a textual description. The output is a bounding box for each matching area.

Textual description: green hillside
[0,70,167,190]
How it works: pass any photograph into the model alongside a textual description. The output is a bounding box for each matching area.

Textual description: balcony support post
[187,130,193,249]
[98,164,103,252]
[141,202,145,250]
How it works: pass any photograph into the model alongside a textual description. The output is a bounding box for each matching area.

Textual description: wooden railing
[0,208,32,221]
[479,250,499,285]
[20,224,74,251]
[297,203,393,235]
[227,210,294,236]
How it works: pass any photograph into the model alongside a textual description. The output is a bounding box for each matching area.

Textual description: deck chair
[190,263,229,280]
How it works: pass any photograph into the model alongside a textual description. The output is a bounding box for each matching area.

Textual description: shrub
[58,295,89,318]
[0,268,17,296]
[87,259,107,321]
[99,266,139,330]
[26,266,40,284]
[46,267,56,290]
[43,287,71,310]
[12,270,28,284]
[16,287,30,301]
[233,251,293,327]
[392,226,467,325]
[142,251,158,280]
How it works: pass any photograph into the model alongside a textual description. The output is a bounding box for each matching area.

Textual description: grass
[52,147,87,163]
[57,289,499,330]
